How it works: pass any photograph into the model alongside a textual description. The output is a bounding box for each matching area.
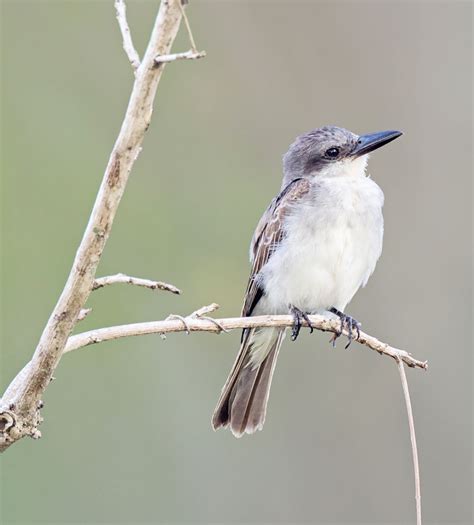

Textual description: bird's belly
[260,183,383,314]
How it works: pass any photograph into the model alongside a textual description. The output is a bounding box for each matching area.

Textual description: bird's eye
[325,147,340,158]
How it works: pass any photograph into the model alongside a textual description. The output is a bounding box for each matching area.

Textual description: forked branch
[0,0,197,452]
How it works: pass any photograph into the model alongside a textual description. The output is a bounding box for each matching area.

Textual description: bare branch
[0,0,193,452]
[114,0,141,71]
[155,50,206,64]
[63,308,428,370]
[397,359,422,525]
[77,308,92,322]
[92,273,181,295]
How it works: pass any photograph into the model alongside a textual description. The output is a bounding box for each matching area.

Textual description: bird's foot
[289,305,314,341]
[329,307,361,349]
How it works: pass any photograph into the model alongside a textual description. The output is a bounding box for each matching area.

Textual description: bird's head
[282,126,402,187]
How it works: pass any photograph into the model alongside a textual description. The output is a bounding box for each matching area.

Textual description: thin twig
[189,303,220,317]
[397,358,422,525]
[175,0,197,52]
[155,50,206,64]
[92,273,181,295]
[62,307,428,370]
[114,0,141,71]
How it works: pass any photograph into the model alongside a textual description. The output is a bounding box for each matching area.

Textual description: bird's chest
[291,177,383,264]
[261,177,384,312]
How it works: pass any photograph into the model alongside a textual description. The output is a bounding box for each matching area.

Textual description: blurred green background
[1,1,472,524]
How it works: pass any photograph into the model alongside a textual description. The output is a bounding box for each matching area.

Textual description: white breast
[258,173,384,314]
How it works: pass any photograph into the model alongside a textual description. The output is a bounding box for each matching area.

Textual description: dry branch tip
[114,0,141,71]
[155,50,206,64]
[92,274,181,295]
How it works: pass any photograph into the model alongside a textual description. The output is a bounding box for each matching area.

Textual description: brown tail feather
[212,327,285,437]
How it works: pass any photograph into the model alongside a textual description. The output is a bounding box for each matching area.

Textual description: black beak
[351,130,402,158]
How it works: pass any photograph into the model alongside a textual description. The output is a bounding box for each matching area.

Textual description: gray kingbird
[212,126,402,438]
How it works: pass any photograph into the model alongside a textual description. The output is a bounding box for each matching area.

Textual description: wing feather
[242,177,311,317]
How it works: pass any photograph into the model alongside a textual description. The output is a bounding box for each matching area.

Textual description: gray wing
[242,177,311,317]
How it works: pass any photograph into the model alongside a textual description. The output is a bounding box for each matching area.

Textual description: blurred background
[1,1,472,524]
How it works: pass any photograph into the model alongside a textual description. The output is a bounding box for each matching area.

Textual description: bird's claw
[290,305,314,341]
[329,307,361,349]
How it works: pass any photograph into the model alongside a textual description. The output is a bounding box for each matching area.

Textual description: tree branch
[155,50,206,64]
[114,0,141,71]
[92,273,181,295]
[0,0,194,452]
[62,307,427,370]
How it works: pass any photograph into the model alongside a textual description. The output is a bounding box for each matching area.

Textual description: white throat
[316,154,369,178]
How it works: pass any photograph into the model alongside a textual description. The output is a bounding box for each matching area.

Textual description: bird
[212,125,402,438]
